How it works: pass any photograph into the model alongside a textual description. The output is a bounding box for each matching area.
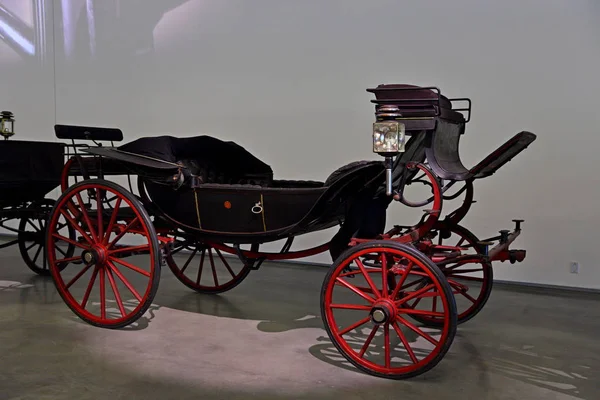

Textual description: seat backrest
[424,119,472,181]
[367,84,470,132]
[55,124,124,142]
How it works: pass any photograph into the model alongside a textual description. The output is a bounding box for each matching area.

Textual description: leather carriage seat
[367,83,465,123]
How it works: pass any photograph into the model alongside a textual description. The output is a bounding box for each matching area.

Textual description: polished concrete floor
[1,243,599,400]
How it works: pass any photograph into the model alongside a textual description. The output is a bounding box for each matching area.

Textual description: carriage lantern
[372,105,406,196]
[1,111,15,140]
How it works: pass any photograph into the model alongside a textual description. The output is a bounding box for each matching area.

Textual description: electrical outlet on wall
[570,261,579,274]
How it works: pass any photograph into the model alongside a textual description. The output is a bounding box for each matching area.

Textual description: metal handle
[252,202,263,214]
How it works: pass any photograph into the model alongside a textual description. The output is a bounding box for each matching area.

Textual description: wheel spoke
[215,249,236,279]
[355,258,382,298]
[196,248,206,285]
[384,323,391,369]
[96,189,104,241]
[107,261,142,302]
[179,247,198,275]
[57,256,84,266]
[60,209,93,245]
[106,267,126,318]
[390,261,414,299]
[335,277,375,304]
[75,192,98,242]
[103,198,122,245]
[55,245,68,257]
[381,254,388,298]
[108,216,140,248]
[329,304,371,311]
[110,257,151,277]
[338,316,371,336]
[448,279,477,303]
[26,219,40,232]
[396,315,439,346]
[397,308,445,318]
[81,265,100,309]
[52,233,90,250]
[392,322,418,364]
[100,268,106,320]
[65,263,94,289]
[359,325,379,357]
[209,249,218,286]
[395,283,436,306]
[32,245,42,264]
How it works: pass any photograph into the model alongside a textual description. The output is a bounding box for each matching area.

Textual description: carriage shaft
[487,230,523,262]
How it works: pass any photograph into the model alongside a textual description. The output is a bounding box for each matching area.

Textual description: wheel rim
[323,245,454,376]
[418,224,492,324]
[47,182,158,327]
[166,233,252,294]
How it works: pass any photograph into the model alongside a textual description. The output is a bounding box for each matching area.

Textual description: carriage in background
[0,111,73,276]
[43,84,536,379]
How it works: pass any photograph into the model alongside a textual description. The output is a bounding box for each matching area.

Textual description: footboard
[469,131,537,180]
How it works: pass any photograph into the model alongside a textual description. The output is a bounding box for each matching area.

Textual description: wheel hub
[370,299,397,325]
[81,245,108,266]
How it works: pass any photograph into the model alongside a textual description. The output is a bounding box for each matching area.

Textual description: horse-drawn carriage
[40,84,536,379]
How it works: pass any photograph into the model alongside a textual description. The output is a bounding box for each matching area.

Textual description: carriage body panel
[0,140,65,207]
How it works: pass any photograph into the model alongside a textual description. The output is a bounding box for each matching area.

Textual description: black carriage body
[82,135,386,243]
[68,83,536,248]
[0,140,65,207]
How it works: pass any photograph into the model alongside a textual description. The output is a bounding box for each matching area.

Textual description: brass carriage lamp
[1,111,15,140]
[372,108,406,196]
[373,121,405,153]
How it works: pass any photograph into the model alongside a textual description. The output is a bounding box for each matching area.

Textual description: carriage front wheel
[321,241,457,379]
[46,179,162,329]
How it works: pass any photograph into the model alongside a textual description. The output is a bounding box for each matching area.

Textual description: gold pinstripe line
[193,190,202,229]
[260,193,266,232]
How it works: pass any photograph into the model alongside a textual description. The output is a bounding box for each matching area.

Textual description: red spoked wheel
[321,241,457,379]
[413,222,493,327]
[165,232,253,294]
[46,179,161,329]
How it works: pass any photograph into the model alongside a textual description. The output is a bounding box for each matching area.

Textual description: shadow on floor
[1,252,599,400]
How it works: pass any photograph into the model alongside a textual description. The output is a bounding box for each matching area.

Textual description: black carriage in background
[0,112,73,275]
[44,84,536,380]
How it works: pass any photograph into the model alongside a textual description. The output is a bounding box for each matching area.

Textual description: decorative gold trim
[193,190,202,229]
[260,193,266,232]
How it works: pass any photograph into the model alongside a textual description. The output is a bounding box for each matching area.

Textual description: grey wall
[1,0,599,288]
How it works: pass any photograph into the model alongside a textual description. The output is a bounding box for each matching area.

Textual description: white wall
[1,0,599,289]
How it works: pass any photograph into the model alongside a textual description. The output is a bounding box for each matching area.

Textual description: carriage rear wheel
[18,199,76,276]
[321,241,457,379]
[46,179,161,329]
[165,235,253,294]
[411,222,493,327]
